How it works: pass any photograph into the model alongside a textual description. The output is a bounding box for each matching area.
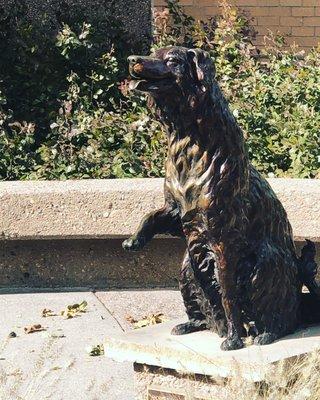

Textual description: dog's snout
[128,55,142,64]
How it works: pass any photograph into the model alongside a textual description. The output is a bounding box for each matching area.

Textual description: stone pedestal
[104,319,320,399]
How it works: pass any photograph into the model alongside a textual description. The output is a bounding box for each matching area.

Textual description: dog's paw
[171,322,206,335]
[122,237,143,251]
[220,336,244,351]
[253,332,278,346]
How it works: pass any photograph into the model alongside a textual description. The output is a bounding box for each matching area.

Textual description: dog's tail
[298,239,320,296]
[298,240,320,325]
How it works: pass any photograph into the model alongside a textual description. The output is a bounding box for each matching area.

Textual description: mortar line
[91,290,125,332]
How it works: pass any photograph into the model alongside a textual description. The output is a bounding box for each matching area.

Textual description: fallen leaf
[51,366,62,371]
[125,315,137,324]
[127,313,167,329]
[87,344,104,356]
[50,333,66,339]
[60,300,88,319]
[42,308,57,317]
[24,324,46,334]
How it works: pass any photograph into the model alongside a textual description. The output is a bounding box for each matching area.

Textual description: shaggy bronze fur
[123,47,319,350]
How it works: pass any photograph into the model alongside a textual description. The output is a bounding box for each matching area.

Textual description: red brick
[292,26,315,35]
[234,0,263,5]
[292,7,315,16]
[236,0,279,5]
[276,26,293,35]
[280,16,303,25]
[316,7,320,16]
[315,26,320,35]
[258,16,280,26]
[297,36,320,46]
[303,16,320,25]
[285,36,315,47]
[268,6,292,16]
[153,0,167,5]
[280,0,302,5]
[204,6,220,16]
[258,26,291,35]
[198,0,220,5]
[184,5,204,19]
[243,6,270,16]
[302,0,318,5]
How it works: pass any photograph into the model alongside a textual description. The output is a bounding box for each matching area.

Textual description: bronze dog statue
[123,46,319,350]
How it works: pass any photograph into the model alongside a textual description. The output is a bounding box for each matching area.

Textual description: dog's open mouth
[128,60,175,92]
[129,77,175,92]
[129,77,173,92]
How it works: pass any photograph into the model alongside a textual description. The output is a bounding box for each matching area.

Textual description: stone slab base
[134,363,254,400]
[105,319,320,399]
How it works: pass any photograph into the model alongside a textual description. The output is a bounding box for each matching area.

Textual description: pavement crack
[91,291,125,332]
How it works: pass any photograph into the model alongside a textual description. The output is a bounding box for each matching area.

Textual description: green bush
[0,0,319,180]
[0,90,37,180]
[153,1,320,178]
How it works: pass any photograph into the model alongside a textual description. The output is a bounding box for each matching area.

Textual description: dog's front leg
[213,244,244,351]
[122,203,182,251]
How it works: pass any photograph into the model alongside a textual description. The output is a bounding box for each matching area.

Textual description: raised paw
[253,332,278,346]
[171,322,207,335]
[220,336,244,351]
[122,237,144,251]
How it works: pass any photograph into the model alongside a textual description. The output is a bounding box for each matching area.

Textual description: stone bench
[0,178,319,288]
[0,178,319,241]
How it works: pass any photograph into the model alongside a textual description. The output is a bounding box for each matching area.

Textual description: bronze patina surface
[123,47,319,351]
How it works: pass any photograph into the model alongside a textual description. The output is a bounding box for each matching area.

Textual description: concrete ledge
[0,178,319,241]
[0,238,317,288]
[0,178,319,288]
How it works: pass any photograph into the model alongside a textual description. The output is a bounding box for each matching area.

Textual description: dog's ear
[187,48,214,87]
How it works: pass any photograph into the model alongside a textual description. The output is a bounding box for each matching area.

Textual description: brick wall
[153,0,320,49]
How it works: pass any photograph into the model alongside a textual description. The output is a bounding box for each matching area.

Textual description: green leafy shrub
[0,0,319,180]
[153,1,320,178]
[0,90,37,180]
[29,27,165,179]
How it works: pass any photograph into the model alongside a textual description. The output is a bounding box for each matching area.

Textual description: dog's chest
[165,137,214,213]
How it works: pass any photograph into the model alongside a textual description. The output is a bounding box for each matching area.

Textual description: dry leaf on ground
[87,344,104,356]
[24,324,46,334]
[42,308,57,317]
[125,315,137,324]
[60,300,88,319]
[126,313,167,329]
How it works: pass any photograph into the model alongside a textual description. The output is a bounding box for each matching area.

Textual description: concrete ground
[0,289,185,400]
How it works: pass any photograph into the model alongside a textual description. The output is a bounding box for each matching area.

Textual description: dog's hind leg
[171,251,208,335]
[248,241,299,346]
[172,251,227,337]
[212,243,244,351]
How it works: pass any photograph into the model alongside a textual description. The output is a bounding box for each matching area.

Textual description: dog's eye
[166,57,180,66]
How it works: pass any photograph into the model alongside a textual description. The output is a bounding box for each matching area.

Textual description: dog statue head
[128,47,215,98]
